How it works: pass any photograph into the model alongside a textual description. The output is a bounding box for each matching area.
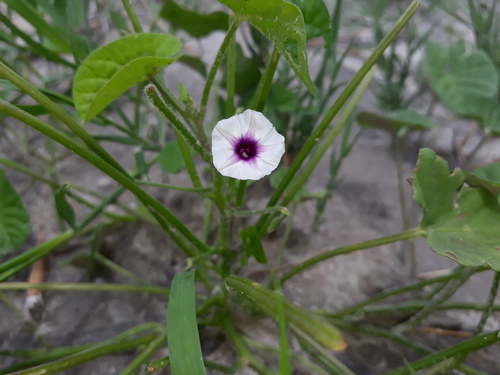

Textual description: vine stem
[0,282,169,295]
[474,271,500,335]
[0,99,209,254]
[198,20,240,132]
[279,227,426,285]
[256,1,421,232]
[121,0,144,33]
[145,84,211,163]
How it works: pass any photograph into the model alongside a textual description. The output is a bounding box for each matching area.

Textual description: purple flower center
[234,137,259,161]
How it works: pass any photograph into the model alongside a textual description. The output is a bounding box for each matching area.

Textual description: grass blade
[167,271,207,375]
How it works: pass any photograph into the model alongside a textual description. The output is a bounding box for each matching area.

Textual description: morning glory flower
[212,109,285,180]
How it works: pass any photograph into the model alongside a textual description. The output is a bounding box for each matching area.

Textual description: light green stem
[279,228,426,285]
[0,282,169,295]
[252,47,280,112]
[0,99,209,253]
[121,0,144,33]
[256,1,421,231]
[199,20,240,125]
[145,84,211,163]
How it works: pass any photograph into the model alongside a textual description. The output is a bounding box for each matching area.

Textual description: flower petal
[212,125,237,149]
[257,142,285,169]
[243,109,274,140]
[213,117,243,141]
[219,159,265,180]
[255,157,280,177]
[213,148,238,169]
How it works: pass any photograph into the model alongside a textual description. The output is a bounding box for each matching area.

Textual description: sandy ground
[1,1,500,374]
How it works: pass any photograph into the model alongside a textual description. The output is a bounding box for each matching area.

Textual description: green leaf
[73,33,182,122]
[167,271,207,375]
[240,226,267,264]
[287,0,332,46]
[159,141,185,174]
[160,0,229,37]
[54,185,76,230]
[464,162,500,197]
[225,275,347,351]
[147,356,170,372]
[427,187,500,271]
[357,110,439,133]
[0,170,30,255]
[424,42,498,115]
[216,0,318,97]
[412,148,464,227]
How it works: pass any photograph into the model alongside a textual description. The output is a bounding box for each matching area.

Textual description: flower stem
[145,84,211,163]
[175,130,203,188]
[226,22,236,117]
[279,227,426,285]
[256,1,421,231]
[252,47,280,112]
[199,20,240,124]
[121,0,144,33]
[474,271,500,335]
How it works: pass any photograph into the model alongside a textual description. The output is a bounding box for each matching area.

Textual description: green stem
[279,227,426,285]
[121,0,144,33]
[235,180,247,209]
[394,133,416,280]
[226,23,236,118]
[280,65,376,209]
[135,180,209,192]
[256,1,421,231]
[199,20,240,124]
[396,267,477,332]
[222,316,273,375]
[0,231,74,281]
[328,266,489,317]
[382,330,500,375]
[0,62,128,176]
[231,206,288,217]
[175,130,203,188]
[0,99,209,253]
[119,331,168,375]
[145,84,211,163]
[94,253,153,286]
[346,300,500,315]
[0,282,169,295]
[474,271,500,335]
[7,325,162,375]
[252,47,280,112]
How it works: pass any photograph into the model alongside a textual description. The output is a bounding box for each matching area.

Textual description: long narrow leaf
[167,271,207,375]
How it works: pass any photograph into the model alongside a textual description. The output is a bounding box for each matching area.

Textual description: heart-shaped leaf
[412,148,464,227]
[73,33,182,122]
[216,0,318,97]
[357,110,438,133]
[0,170,30,254]
[427,187,500,271]
[424,42,498,115]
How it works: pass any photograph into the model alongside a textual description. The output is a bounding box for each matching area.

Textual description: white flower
[211,109,285,180]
